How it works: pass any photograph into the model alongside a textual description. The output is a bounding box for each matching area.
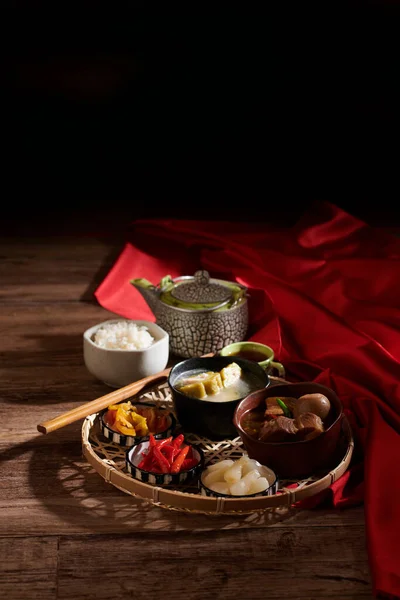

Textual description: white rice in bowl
[93,321,155,350]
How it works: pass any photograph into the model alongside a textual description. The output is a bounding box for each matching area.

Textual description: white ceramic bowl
[83,319,169,388]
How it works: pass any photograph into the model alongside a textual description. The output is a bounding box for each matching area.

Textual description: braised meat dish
[242,394,331,443]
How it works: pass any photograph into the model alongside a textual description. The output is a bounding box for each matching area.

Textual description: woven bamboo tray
[82,379,354,515]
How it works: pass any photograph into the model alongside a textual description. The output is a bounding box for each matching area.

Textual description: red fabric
[95,200,400,599]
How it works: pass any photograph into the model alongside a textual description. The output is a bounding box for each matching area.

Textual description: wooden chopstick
[37,353,215,435]
[37,370,171,435]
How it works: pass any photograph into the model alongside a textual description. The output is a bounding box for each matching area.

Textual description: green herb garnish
[276,398,292,418]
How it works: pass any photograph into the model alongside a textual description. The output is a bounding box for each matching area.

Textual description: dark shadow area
[2,8,400,235]
[0,417,301,532]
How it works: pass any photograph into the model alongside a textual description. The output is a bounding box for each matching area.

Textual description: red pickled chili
[153,446,170,473]
[171,445,190,474]
[156,436,173,449]
[137,450,154,470]
[160,444,176,464]
[135,434,199,474]
[172,433,184,448]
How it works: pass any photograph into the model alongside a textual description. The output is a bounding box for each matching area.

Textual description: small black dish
[168,355,270,440]
[100,402,176,447]
[198,459,278,498]
[126,439,204,486]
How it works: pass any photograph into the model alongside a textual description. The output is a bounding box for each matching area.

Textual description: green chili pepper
[276,398,292,418]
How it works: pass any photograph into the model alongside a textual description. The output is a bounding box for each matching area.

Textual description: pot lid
[169,270,233,309]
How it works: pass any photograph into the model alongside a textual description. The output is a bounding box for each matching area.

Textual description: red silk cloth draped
[95,201,400,599]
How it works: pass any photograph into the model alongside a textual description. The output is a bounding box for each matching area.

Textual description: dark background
[2,7,400,234]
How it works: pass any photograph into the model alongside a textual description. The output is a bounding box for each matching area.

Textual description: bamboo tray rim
[81,381,354,515]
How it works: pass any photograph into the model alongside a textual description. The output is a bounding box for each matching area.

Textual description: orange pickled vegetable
[104,401,170,437]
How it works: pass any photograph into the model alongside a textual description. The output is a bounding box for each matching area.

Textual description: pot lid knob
[171,270,232,305]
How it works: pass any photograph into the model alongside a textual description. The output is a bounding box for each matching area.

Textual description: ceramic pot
[130,270,248,358]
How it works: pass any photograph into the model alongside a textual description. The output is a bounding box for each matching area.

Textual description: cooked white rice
[93,321,155,350]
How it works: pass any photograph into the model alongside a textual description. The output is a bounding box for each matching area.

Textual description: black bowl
[168,355,270,440]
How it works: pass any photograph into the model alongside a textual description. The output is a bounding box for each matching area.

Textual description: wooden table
[0,232,374,599]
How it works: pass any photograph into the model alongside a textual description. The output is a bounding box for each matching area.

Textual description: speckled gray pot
[156,300,249,358]
[130,271,249,359]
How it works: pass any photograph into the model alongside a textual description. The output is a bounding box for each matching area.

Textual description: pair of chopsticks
[37,353,214,435]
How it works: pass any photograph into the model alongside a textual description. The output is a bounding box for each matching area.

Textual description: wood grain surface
[0,234,374,599]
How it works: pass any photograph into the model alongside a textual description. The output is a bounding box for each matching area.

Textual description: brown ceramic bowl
[233,382,344,479]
